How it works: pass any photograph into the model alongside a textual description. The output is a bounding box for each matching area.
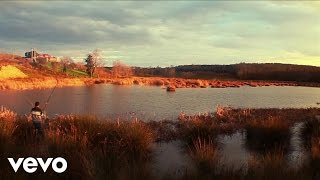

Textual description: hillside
[0,53,319,90]
[0,65,27,79]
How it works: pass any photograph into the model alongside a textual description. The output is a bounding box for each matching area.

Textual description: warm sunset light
[0,1,319,180]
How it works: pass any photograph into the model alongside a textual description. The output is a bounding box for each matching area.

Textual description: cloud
[0,1,318,66]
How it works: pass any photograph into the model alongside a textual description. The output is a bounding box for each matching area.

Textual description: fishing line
[25,97,33,107]
[43,78,58,112]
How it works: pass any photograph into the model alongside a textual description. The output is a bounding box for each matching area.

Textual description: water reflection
[0,85,319,121]
[152,141,194,178]
[288,122,309,168]
[218,132,250,169]
[0,85,319,176]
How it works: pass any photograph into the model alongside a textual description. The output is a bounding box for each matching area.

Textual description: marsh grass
[0,107,320,179]
[0,107,17,143]
[189,137,218,172]
[300,118,320,179]
[0,109,155,180]
[178,110,238,146]
[246,149,297,179]
[301,118,320,148]
[245,116,291,153]
[176,107,320,179]
[146,120,179,142]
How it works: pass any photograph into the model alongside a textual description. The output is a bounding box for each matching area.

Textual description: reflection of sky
[0,1,319,66]
[0,85,319,120]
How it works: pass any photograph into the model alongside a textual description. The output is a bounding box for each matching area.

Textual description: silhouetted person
[31,101,44,137]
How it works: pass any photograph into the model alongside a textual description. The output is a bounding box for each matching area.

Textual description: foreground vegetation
[0,107,320,179]
[0,107,154,179]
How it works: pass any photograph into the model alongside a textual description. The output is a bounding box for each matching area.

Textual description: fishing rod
[43,78,58,112]
[25,97,33,108]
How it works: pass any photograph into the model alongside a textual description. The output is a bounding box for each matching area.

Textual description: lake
[0,85,319,120]
[0,84,319,176]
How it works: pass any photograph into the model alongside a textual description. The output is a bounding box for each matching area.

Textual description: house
[24,49,60,63]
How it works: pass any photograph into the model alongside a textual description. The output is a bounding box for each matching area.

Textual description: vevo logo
[8,157,67,173]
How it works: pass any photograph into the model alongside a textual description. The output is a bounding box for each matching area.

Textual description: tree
[85,49,103,78]
[51,62,61,72]
[112,60,133,78]
[61,56,73,73]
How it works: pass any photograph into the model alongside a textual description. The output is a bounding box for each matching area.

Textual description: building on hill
[24,49,38,62]
[24,49,60,63]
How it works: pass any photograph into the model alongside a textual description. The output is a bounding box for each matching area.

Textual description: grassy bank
[2,76,319,90]
[1,107,320,179]
[1,62,319,90]
[0,108,154,179]
[1,54,320,90]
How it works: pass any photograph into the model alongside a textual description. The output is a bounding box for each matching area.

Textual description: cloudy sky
[0,1,319,67]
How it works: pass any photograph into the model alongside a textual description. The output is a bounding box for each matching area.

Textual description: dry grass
[246,149,298,179]
[0,108,155,179]
[300,118,320,178]
[147,120,179,142]
[0,107,17,146]
[245,116,291,153]
[0,77,86,90]
[178,112,219,145]
[0,53,319,90]
[1,73,316,90]
[0,65,27,79]
[176,107,320,179]
[189,137,218,172]
[1,107,320,179]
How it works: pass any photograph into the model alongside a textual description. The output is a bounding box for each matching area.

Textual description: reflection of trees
[84,86,103,114]
[110,85,130,116]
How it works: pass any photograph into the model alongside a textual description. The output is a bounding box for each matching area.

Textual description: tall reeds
[0,107,320,179]
[0,109,155,179]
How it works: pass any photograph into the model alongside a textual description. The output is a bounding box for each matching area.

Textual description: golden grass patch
[0,65,27,79]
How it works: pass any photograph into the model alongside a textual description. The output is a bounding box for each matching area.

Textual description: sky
[0,1,319,67]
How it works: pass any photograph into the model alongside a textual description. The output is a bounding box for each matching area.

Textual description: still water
[0,85,319,120]
[0,85,319,175]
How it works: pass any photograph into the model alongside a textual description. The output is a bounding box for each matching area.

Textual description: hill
[0,53,319,90]
[0,65,27,79]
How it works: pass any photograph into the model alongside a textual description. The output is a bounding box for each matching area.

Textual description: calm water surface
[0,85,319,175]
[0,85,319,120]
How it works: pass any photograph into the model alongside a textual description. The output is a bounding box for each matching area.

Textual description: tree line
[24,48,320,82]
[133,63,320,82]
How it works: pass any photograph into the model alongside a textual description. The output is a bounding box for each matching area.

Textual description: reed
[178,112,219,146]
[245,116,291,153]
[300,117,320,178]
[189,137,218,172]
[246,149,297,179]
[0,107,17,149]
[1,107,320,179]
[0,110,155,179]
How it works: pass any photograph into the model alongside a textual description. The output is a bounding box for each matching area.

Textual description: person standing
[31,101,44,137]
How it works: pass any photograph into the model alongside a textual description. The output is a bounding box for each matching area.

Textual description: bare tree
[85,49,103,78]
[112,60,133,78]
[61,56,73,73]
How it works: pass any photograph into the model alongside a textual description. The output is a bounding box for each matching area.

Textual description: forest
[133,63,320,82]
